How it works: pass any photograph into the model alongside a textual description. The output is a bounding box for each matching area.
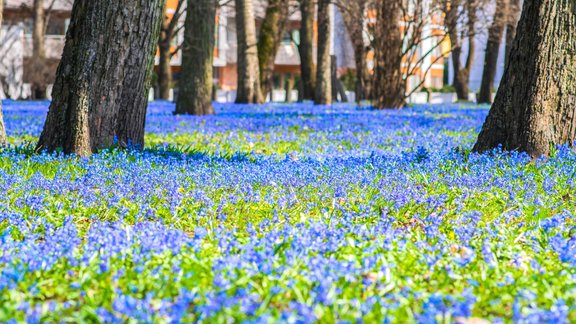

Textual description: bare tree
[315,0,331,105]
[478,0,507,104]
[443,0,481,101]
[37,0,165,155]
[335,0,373,102]
[175,0,217,115]
[373,0,453,109]
[504,0,520,66]
[257,0,290,100]
[473,0,576,158]
[158,0,185,100]
[297,0,315,102]
[373,0,404,108]
[235,0,264,104]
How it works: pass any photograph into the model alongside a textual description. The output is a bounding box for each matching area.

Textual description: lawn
[0,101,574,323]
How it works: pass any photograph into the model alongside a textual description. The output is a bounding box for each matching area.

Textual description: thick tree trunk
[0,0,6,145]
[473,0,576,158]
[298,0,316,102]
[158,13,173,101]
[30,0,47,100]
[478,0,507,104]
[235,0,263,104]
[175,0,216,115]
[505,0,521,66]
[373,0,405,109]
[257,0,289,99]
[315,0,331,105]
[36,0,165,155]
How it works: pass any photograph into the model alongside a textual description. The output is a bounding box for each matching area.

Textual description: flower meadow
[1,101,576,323]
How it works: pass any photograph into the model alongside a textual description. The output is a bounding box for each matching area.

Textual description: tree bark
[285,73,295,102]
[30,0,48,100]
[478,0,507,104]
[373,0,405,109]
[448,1,476,101]
[473,0,576,158]
[0,0,6,145]
[175,0,216,115]
[257,0,289,100]
[36,0,165,155]
[298,0,316,102]
[315,0,332,105]
[235,0,263,104]
[158,12,173,100]
[340,0,371,102]
[157,0,183,101]
[504,0,521,66]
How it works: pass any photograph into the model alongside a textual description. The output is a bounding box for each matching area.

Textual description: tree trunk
[449,2,476,101]
[331,55,338,102]
[158,12,173,101]
[235,0,263,104]
[505,0,521,66]
[175,0,216,115]
[0,0,6,145]
[478,0,507,104]
[31,0,47,100]
[315,0,331,105]
[257,0,289,99]
[340,0,370,102]
[373,0,405,109]
[36,0,165,156]
[285,73,295,102]
[298,0,316,102]
[473,0,576,158]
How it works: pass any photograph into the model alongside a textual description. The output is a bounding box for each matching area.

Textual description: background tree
[175,0,216,115]
[504,0,520,65]
[473,0,576,158]
[257,0,290,100]
[297,0,316,102]
[373,0,404,109]
[0,0,6,144]
[28,0,51,99]
[315,0,331,105]
[443,0,479,101]
[235,0,263,104]
[36,0,165,155]
[372,0,450,109]
[336,0,372,102]
[478,0,507,104]
[158,0,185,100]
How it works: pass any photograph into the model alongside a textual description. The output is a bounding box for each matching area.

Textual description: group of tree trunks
[0,0,573,159]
